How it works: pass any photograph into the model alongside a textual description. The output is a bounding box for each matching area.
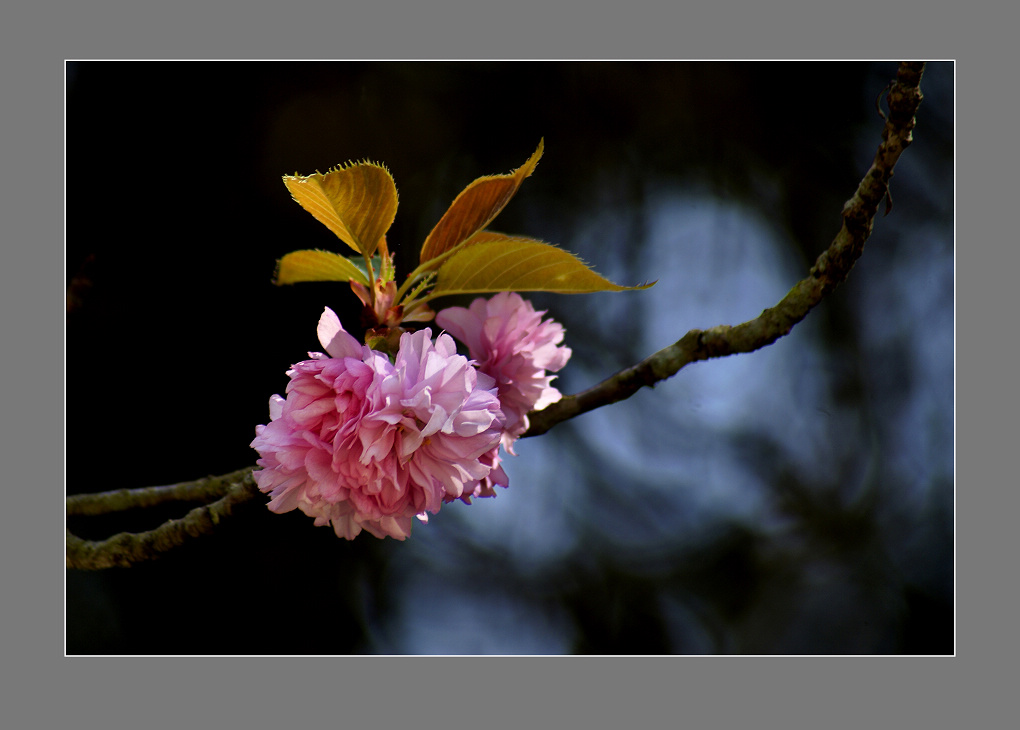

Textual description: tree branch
[65,62,925,568]
[65,468,258,569]
[66,467,255,517]
[523,61,925,438]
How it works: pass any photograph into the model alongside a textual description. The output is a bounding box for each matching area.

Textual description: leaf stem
[400,297,434,320]
[363,250,377,305]
[396,246,464,303]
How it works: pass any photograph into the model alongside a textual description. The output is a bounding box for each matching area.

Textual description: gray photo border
[10,0,998,726]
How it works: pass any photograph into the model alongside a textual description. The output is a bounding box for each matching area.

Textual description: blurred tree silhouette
[65,61,953,654]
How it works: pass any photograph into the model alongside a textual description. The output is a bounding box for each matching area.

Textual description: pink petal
[317,307,363,359]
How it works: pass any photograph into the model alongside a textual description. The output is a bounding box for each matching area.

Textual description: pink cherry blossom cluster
[251,293,571,540]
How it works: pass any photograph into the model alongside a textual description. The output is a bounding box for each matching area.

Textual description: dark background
[65,61,954,654]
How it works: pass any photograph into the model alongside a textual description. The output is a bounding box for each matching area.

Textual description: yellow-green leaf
[283,162,397,258]
[432,238,655,295]
[274,249,370,287]
[460,230,516,247]
[419,140,544,267]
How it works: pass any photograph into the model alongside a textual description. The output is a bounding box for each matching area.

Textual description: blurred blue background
[65,61,953,654]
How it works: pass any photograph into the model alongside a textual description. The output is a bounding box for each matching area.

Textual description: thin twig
[523,61,925,438]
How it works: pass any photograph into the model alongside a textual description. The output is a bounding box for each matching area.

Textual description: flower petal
[317,307,363,359]
[252,310,506,541]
